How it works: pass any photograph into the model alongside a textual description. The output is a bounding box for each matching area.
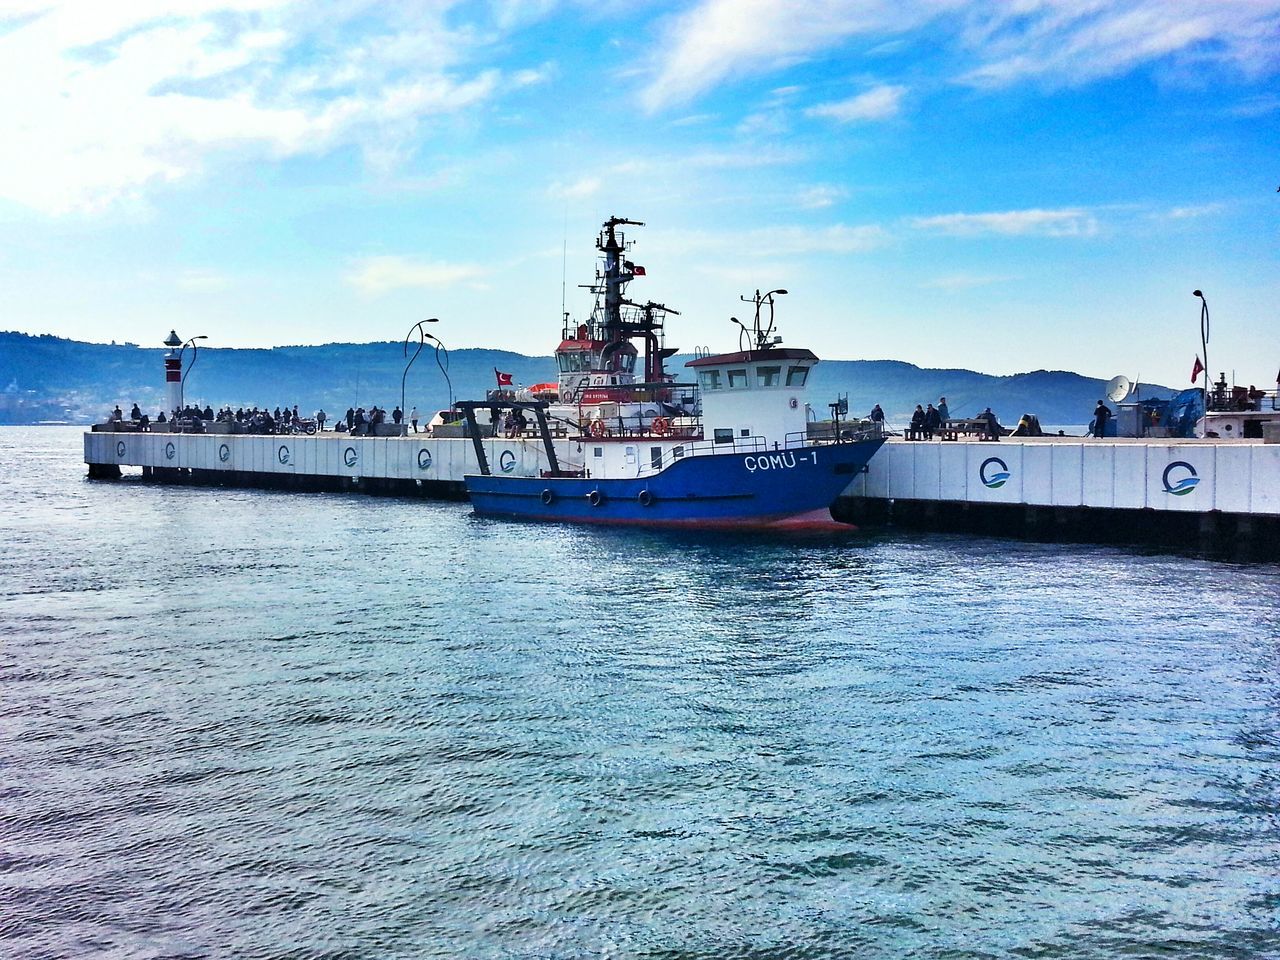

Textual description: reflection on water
[1,427,1278,958]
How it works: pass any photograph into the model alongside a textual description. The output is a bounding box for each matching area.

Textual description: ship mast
[598,216,644,338]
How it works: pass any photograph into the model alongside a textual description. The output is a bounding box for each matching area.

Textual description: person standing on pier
[316,409,326,432]
[937,397,949,424]
[410,407,419,433]
[345,407,355,431]
[924,403,941,440]
[1092,400,1111,438]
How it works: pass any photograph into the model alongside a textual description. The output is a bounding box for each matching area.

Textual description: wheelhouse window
[619,352,636,373]
[757,365,781,387]
[786,366,809,387]
[713,428,734,444]
[698,370,722,390]
[728,369,749,389]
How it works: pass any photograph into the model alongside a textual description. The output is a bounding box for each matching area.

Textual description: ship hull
[464,440,884,529]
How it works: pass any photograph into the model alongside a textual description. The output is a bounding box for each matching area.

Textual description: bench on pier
[939,418,991,441]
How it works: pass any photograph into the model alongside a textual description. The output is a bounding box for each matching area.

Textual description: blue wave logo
[277,445,290,465]
[218,443,230,463]
[116,440,126,457]
[1162,460,1200,496]
[499,450,516,473]
[979,456,1011,489]
[165,442,175,460]
[417,448,432,471]
[343,446,358,468]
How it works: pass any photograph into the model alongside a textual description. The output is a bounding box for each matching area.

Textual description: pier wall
[835,438,1280,559]
[842,438,1279,516]
[84,431,571,493]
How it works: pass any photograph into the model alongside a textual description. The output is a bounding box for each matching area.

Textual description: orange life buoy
[589,419,607,438]
[650,416,670,437]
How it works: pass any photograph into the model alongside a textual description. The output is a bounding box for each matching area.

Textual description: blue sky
[1,0,1277,388]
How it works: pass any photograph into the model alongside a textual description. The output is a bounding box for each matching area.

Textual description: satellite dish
[1105,375,1132,403]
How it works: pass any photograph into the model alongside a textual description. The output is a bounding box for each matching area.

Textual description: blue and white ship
[462,217,885,529]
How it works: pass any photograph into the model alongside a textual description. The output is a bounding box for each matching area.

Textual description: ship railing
[638,435,773,475]
[795,419,888,446]
[1207,385,1279,413]
[575,411,699,441]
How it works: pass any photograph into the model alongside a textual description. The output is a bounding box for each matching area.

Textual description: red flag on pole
[1191,356,1204,383]
[495,369,513,387]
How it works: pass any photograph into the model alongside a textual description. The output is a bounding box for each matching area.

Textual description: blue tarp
[1162,388,1204,438]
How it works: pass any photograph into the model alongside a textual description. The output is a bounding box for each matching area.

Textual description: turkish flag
[495,369,513,386]
[1191,356,1204,383]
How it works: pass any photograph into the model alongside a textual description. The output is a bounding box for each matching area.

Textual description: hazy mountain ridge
[0,331,1168,427]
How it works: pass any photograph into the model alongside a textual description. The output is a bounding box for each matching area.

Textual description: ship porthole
[637,489,654,507]
[588,489,604,507]
[541,488,555,505]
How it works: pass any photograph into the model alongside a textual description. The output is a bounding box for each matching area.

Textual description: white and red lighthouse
[163,329,182,417]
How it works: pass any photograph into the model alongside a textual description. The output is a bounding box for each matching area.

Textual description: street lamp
[1193,289,1209,399]
[179,335,208,416]
[404,318,453,432]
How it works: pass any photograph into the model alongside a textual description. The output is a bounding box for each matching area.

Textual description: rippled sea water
[2,426,1278,960]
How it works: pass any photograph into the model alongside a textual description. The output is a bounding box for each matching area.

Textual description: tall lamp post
[1193,290,1209,401]
[403,318,440,434]
[179,334,208,420]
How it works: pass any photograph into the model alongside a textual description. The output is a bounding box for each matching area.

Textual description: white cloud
[655,222,889,256]
[922,273,1016,290]
[805,84,907,122]
[345,255,487,295]
[640,0,1280,110]
[175,269,231,292]
[547,177,602,199]
[910,207,1099,237]
[0,2,513,214]
[958,2,1280,88]
[796,184,847,209]
[1163,203,1223,220]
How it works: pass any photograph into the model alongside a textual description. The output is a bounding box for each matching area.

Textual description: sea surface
[2,426,1278,960]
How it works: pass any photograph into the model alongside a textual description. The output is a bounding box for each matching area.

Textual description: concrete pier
[85,429,1280,558]
[84,428,570,499]
[834,436,1280,559]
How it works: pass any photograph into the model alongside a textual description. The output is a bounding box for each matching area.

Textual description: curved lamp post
[179,335,208,415]
[403,318,453,431]
[759,288,787,348]
[1193,289,1209,398]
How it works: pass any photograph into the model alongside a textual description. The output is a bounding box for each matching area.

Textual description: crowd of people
[876,395,1005,440]
[905,397,952,440]
[109,401,433,435]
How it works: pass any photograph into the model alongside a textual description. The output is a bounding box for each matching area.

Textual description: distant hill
[0,331,1169,428]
